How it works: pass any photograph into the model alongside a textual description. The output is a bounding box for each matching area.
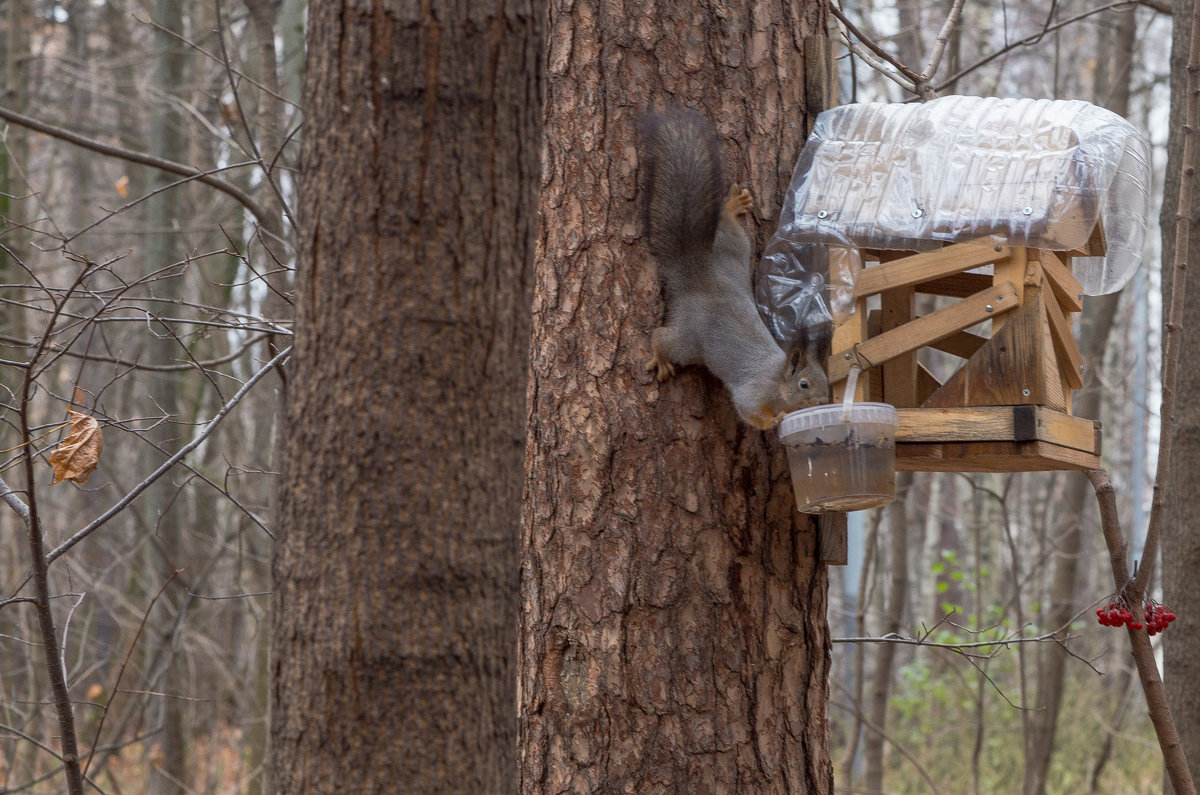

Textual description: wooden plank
[894,406,1099,453]
[831,297,869,402]
[854,240,1012,298]
[927,329,988,360]
[895,439,1100,472]
[992,246,1029,331]
[915,363,941,405]
[1042,282,1084,390]
[1034,287,1068,412]
[829,281,1019,383]
[922,286,1045,408]
[1038,250,1084,312]
[817,513,848,566]
[915,272,992,298]
[1069,218,1107,257]
[880,286,918,407]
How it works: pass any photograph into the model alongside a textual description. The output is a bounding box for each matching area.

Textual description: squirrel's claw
[725,185,752,218]
[645,352,675,382]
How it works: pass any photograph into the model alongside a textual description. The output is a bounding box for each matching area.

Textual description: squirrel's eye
[800,379,810,389]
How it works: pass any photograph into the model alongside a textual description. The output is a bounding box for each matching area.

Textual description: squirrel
[638,107,830,429]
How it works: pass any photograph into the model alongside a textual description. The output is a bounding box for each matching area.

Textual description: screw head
[1022,206,1034,216]
[1022,389,1031,397]
[817,210,828,219]
[985,304,993,312]
[911,209,924,218]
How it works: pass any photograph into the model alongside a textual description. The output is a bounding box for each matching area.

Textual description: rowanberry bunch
[1096,596,1176,635]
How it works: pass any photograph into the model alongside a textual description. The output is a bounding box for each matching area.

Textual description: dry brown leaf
[49,410,103,485]
[115,174,129,198]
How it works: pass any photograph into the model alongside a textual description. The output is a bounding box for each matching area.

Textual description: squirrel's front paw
[645,351,676,382]
[725,185,752,217]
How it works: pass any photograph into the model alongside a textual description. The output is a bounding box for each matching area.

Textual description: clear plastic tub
[779,402,898,513]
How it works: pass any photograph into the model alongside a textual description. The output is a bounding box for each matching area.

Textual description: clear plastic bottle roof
[776,95,1151,296]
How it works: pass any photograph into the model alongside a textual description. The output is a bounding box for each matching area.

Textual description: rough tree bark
[519,1,833,792]
[270,2,541,792]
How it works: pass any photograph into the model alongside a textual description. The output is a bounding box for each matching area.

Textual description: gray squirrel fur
[639,106,830,429]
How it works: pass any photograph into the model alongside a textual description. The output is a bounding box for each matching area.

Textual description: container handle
[841,365,861,423]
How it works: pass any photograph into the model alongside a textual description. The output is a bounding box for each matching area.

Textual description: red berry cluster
[1096,598,1176,635]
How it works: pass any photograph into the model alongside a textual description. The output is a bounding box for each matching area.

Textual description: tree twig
[45,345,291,564]
[0,102,273,229]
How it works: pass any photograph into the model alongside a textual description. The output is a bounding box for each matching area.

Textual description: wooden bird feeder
[761,96,1151,475]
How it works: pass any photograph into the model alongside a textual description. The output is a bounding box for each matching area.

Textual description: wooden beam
[895,439,1100,472]
[915,272,992,298]
[927,329,988,360]
[1038,250,1084,312]
[817,513,849,565]
[854,239,1012,298]
[895,406,1100,453]
[922,286,1047,408]
[829,281,1019,383]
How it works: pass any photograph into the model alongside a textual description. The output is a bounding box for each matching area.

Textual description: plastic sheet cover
[757,96,1151,349]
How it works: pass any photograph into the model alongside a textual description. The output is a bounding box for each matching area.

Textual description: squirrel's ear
[785,346,807,376]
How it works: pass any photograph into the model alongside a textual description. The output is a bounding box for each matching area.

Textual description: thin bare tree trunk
[863,472,910,793]
[1164,1,1200,789]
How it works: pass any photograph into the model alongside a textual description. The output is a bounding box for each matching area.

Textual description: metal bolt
[985,304,993,312]
[1022,389,1031,397]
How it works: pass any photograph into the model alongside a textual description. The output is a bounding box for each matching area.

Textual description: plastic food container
[779,402,898,513]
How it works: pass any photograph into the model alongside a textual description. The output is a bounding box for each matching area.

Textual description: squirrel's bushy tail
[638,107,726,259]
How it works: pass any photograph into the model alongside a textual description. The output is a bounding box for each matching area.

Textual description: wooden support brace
[829,281,1019,383]
[915,272,992,298]
[1043,288,1085,389]
[855,239,1012,298]
[927,329,988,360]
[1039,251,1084,312]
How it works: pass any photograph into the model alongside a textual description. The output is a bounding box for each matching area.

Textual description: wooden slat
[831,297,869,402]
[881,286,918,407]
[829,281,1019,383]
[992,246,1029,331]
[922,287,1046,409]
[895,440,1100,472]
[895,406,1099,453]
[854,240,1012,298]
[915,272,992,298]
[817,513,849,565]
[1042,283,1084,389]
[1039,250,1084,312]
[1069,218,1108,257]
[927,329,988,360]
[915,363,941,405]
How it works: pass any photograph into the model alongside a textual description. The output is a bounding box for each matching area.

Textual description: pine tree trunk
[270,1,541,791]
[519,2,834,791]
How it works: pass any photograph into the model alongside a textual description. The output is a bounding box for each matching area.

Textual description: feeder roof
[780,95,1150,295]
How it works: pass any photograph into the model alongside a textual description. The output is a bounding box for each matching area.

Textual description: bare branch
[935,2,1145,94]
[921,0,966,90]
[46,345,290,564]
[0,472,30,528]
[0,103,274,230]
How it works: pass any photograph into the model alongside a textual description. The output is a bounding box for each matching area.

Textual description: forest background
[0,0,1191,793]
